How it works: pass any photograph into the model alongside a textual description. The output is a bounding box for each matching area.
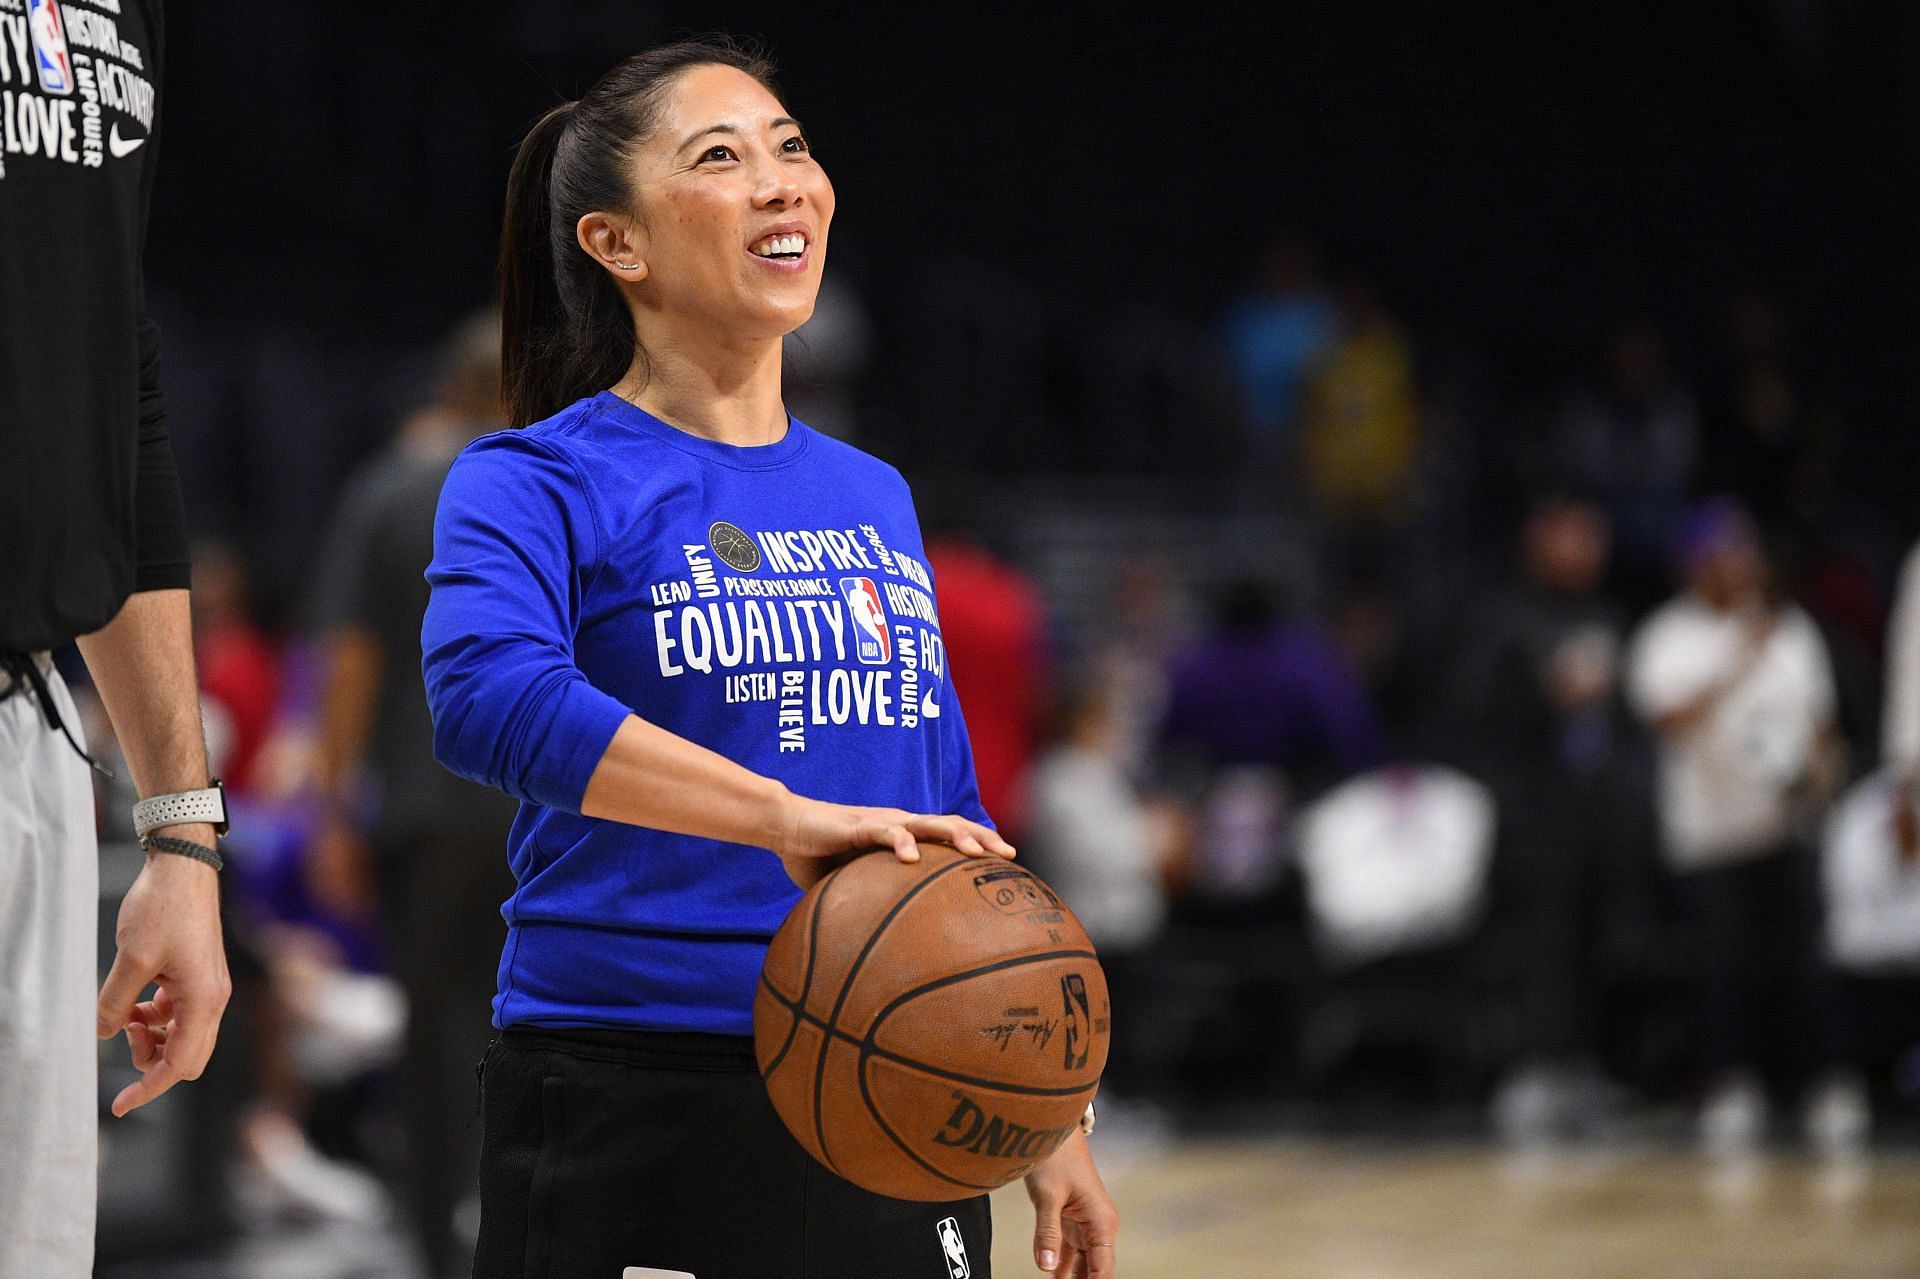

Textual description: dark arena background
[70,3,1920,1275]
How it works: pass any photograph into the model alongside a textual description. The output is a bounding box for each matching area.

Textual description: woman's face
[616,64,834,343]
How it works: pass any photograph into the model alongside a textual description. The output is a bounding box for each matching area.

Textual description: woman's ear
[578,211,648,281]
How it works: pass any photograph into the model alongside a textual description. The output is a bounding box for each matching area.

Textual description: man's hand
[96,828,231,1116]
[76,588,232,1114]
[1025,1129,1119,1278]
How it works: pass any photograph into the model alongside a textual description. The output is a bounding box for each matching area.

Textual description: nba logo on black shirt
[839,576,891,664]
[28,0,74,95]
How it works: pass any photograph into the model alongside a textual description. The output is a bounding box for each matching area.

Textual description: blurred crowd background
[58,3,1920,1275]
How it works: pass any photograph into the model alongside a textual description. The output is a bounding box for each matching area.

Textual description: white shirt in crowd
[1028,744,1167,953]
[1294,765,1495,967]
[1628,598,1836,869]
[1882,542,1920,783]
[1822,770,1920,972]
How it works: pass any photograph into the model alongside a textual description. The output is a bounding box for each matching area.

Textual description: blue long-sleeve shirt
[422,391,993,1034]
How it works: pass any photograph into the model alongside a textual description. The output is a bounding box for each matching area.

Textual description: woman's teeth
[752,234,806,258]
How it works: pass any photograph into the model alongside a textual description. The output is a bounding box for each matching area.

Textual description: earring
[614,261,641,271]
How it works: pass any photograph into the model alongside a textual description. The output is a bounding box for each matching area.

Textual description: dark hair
[499,36,785,429]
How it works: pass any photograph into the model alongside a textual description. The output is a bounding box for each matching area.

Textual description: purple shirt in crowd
[1158,622,1383,775]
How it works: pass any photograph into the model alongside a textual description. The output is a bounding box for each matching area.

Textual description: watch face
[708,521,761,573]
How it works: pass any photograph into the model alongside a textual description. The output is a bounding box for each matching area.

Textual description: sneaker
[1493,1058,1631,1145]
[1802,1072,1870,1158]
[1492,1064,1565,1145]
[239,1107,392,1227]
[1698,1073,1767,1157]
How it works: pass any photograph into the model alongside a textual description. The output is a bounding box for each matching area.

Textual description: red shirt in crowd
[197,622,281,794]
[925,536,1052,841]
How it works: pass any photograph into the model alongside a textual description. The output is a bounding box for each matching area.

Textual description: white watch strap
[132,785,226,838]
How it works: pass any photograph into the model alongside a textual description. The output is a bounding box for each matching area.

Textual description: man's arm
[76,587,232,1117]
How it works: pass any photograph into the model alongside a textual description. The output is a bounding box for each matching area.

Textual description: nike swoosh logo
[108,124,144,157]
[921,689,941,718]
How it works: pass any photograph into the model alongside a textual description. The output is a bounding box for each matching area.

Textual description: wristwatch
[132,778,228,839]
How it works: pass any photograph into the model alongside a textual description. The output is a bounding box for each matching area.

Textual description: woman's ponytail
[498,103,576,430]
[497,37,787,429]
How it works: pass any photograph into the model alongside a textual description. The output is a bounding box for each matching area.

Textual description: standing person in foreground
[0,1,232,1273]
[422,37,1119,1279]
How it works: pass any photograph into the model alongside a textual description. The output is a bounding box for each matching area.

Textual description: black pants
[1500,761,1651,1061]
[474,1026,993,1279]
[1677,842,1852,1089]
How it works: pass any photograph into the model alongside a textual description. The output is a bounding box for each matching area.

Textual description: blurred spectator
[189,538,284,797]
[1549,322,1698,609]
[1882,541,1920,861]
[1295,764,1496,968]
[1159,576,1383,789]
[1822,771,1920,973]
[1297,276,1422,530]
[1031,673,1179,948]
[1157,576,1382,904]
[306,310,519,1278]
[1333,568,1427,751]
[920,477,1054,844]
[1700,292,1841,525]
[1218,231,1338,455]
[1448,497,1648,1141]
[1028,673,1182,1097]
[783,272,874,443]
[1627,497,1860,1155]
[1083,551,1194,785]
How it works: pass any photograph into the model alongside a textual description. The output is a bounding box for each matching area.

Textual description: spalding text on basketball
[931,1092,1077,1163]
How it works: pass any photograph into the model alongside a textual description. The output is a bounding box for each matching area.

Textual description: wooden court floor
[988,1137,1920,1278]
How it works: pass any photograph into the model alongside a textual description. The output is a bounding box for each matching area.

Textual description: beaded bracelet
[138,834,224,872]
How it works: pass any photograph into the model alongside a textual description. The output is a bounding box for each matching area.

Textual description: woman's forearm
[580,712,796,850]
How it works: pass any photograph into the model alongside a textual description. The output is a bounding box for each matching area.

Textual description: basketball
[754,844,1109,1201]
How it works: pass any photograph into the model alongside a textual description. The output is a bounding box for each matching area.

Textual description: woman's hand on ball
[772,795,1015,889]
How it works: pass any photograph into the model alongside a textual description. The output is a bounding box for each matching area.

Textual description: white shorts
[0,654,99,1277]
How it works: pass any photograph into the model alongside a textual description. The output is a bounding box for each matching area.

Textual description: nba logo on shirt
[28,0,74,96]
[838,576,891,664]
[936,1216,970,1279]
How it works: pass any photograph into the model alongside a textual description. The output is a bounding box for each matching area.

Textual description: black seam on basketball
[864,948,1099,1044]
[770,949,1101,1092]
[759,970,800,1012]
[762,870,837,1081]
[778,1001,1101,1098]
[857,1052,1001,1193]
[809,855,979,1174]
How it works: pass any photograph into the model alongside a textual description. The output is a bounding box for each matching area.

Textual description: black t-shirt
[0,0,189,651]
[309,442,519,846]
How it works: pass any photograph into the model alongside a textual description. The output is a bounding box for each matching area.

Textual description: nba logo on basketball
[936,1215,970,1278]
[1061,974,1091,1070]
[28,0,74,96]
[838,576,891,664]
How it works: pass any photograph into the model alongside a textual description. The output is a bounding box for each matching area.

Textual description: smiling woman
[425,33,1119,1279]
[497,41,832,436]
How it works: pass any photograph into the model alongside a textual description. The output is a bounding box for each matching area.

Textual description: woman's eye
[781,135,810,154]
[703,144,736,163]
